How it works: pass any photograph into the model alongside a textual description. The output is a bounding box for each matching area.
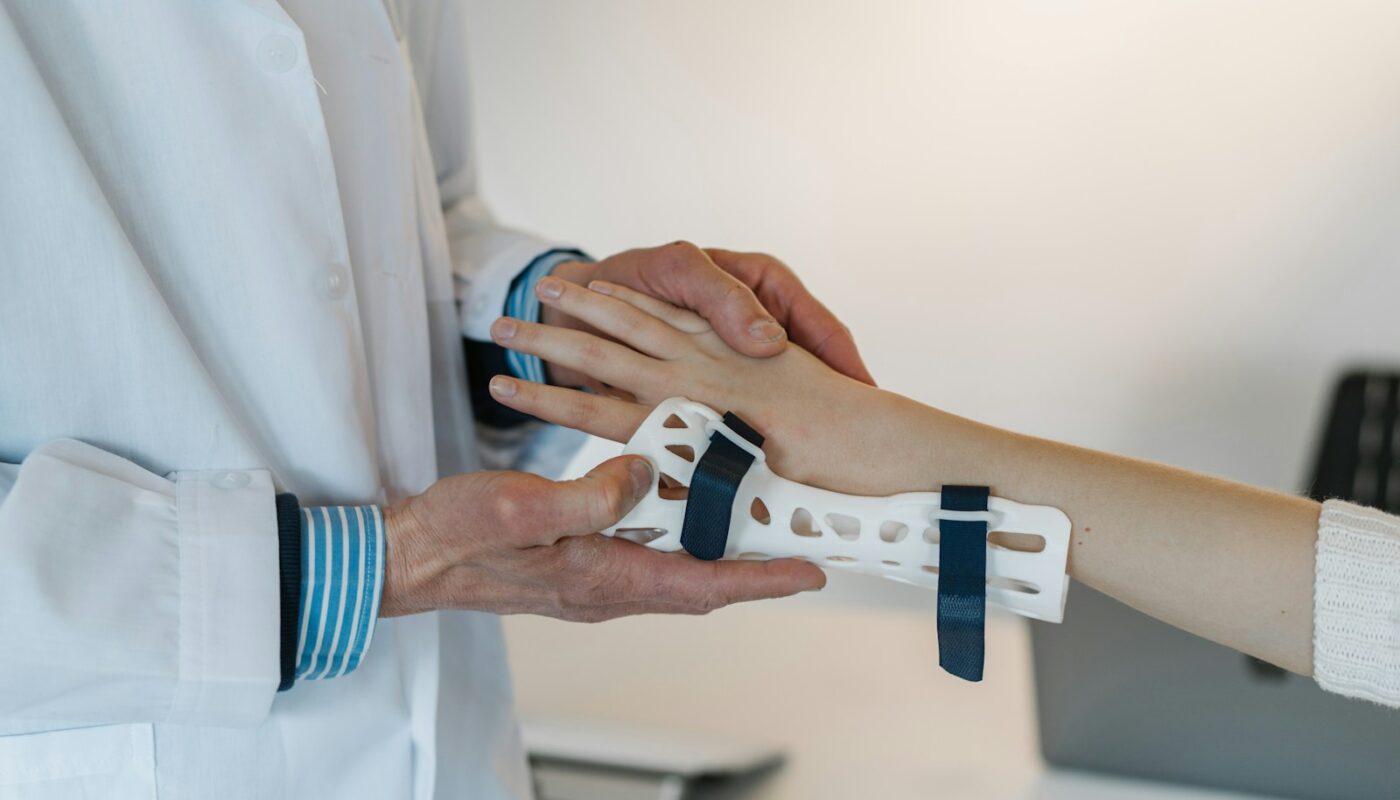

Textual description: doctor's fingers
[534,276,694,358]
[610,546,828,612]
[705,248,875,386]
[600,241,788,358]
[511,455,655,545]
[489,377,647,442]
[491,316,659,396]
[544,537,827,621]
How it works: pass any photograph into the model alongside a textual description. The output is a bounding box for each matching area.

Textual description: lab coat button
[257,34,299,74]
[322,266,350,300]
[213,471,250,490]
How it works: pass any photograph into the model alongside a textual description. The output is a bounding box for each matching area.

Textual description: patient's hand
[496,278,1326,679]
[489,276,929,495]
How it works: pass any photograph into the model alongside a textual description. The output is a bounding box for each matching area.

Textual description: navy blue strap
[937,485,989,682]
[680,412,765,561]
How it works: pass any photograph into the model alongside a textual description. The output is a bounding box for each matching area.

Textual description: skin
[543,242,873,388]
[381,457,821,620]
[380,244,860,620]
[489,276,1323,675]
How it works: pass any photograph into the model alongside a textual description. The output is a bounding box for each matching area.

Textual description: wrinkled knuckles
[556,534,609,574]
[655,241,707,281]
[662,240,706,263]
[489,485,537,533]
[693,587,731,614]
[552,554,626,613]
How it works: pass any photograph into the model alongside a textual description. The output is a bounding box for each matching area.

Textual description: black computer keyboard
[1307,371,1400,512]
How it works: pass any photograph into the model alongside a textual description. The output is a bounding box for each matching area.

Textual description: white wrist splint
[603,398,1073,623]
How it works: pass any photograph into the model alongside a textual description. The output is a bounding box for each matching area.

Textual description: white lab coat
[0,1,576,797]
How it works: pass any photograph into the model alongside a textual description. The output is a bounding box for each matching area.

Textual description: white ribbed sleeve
[1313,499,1400,706]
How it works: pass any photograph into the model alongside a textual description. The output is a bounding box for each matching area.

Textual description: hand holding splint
[490,277,1323,677]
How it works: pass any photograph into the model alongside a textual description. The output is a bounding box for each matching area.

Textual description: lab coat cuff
[458,230,580,341]
[166,468,280,725]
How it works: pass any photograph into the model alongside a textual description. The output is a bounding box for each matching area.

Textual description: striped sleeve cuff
[504,249,592,384]
[296,505,385,681]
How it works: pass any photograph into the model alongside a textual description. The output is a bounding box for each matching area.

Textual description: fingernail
[492,317,518,341]
[588,280,613,295]
[489,375,517,397]
[627,458,655,500]
[748,318,785,342]
[537,276,564,299]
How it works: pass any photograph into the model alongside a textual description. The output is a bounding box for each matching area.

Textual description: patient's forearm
[884,391,1320,675]
[488,277,1322,674]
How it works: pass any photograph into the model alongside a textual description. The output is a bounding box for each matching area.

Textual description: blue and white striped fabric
[296,505,384,681]
[291,252,586,683]
[503,249,591,384]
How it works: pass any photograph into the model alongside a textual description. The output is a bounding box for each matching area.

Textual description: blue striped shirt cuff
[504,249,592,384]
[296,505,385,681]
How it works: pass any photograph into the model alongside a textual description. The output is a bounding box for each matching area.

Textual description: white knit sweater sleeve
[1313,499,1400,706]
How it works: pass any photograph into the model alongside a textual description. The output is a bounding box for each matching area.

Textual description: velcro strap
[937,484,989,682]
[679,412,765,561]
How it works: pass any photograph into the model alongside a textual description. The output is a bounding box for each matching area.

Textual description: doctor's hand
[491,276,911,497]
[377,456,825,620]
[544,242,874,388]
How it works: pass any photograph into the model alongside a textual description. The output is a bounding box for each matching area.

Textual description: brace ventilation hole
[987,531,1046,553]
[615,528,667,545]
[922,527,939,545]
[790,508,822,538]
[824,513,861,541]
[881,560,901,567]
[737,552,769,561]
[827,555,857,563]
[921,565,940,574]
[879,521,909,543]
[988,576,1040,595]
[751,498,772,525]
[664,444,696,463]
[663,414,688,429]
[658,473,689,501]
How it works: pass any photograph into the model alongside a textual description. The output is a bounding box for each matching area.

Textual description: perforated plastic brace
[604,398,1073,624]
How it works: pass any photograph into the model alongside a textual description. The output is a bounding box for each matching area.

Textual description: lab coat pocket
[0,724,156,800]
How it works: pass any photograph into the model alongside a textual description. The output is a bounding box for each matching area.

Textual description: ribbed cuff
[1313,499,1400,706]
[275,493,302,692]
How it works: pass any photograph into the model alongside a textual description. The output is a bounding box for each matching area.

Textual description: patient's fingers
[589,281,711,335]
[489,376,648,442]
[492,316,658,395]
[536,276,690,359]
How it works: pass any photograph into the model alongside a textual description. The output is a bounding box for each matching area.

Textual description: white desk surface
[505,575,1280,800]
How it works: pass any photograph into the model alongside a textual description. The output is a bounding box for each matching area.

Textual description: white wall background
[463,9,1400,782]
[461,0,1400,531]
